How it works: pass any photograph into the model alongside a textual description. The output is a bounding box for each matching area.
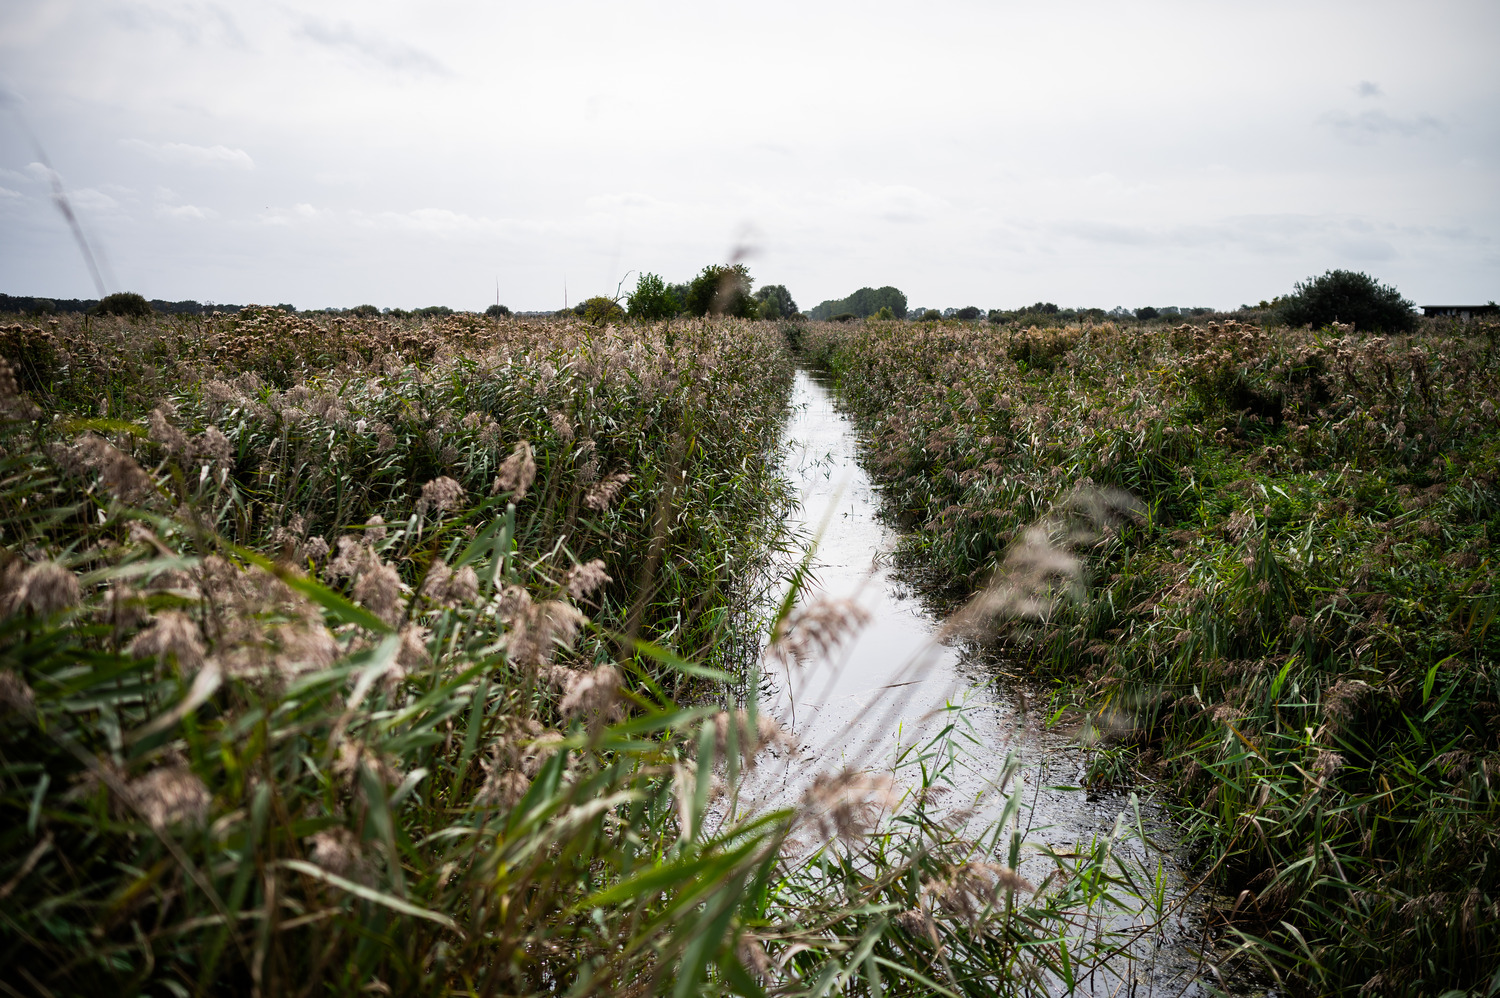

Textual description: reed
[800,313,1500,995]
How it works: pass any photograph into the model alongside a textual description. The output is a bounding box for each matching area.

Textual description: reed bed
[1,307,1181,996]
[801,314,1500,995]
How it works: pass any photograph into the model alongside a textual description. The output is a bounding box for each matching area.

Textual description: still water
[751,369,1266,996]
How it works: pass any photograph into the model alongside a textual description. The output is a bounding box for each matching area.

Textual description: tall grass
[800,314,1500,995]
[1,307,1196,996]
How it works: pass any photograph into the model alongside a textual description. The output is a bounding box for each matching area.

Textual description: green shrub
[485,303,511,318]
[682,264,755,318]
[88,291,153,319]
[580,295,625,325]
[625,273,680,321]
[1277,269,1417,332]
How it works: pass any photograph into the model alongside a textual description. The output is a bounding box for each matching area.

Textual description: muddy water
[757,369,1255,996]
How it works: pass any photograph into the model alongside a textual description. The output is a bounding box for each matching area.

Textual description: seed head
[769,597,870,668]
[493,441,536,500]
[584,472,631,511]
[418,476,465,515]
[128,764,210,829]
[12,561,81,616]
[129,610,206,673]
[563,559,611,600]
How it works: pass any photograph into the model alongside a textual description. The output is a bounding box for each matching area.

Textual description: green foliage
[485,303,512,318]
[809,286,906,321]
[953,306,982,322]
[626,273,682,321]
[752,284,797,321]
[873,306,894,321]
[88,291,153,319]
[350,304,380,318]
[920,309,942,322]
[0,310,1194,996]
[682,265,755,318]
[1278,269,1418,333]
[801,314,1500,994]
[580,295,626,325]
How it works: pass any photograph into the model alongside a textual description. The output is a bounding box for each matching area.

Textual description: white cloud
[0,186,21,199]
[158,203,216,219]
[122,139,254,170]
[1318,109,1446,143]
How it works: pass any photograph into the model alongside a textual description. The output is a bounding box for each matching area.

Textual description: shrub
[954,306,982,322]
[1136,306,1159,320]
[485,304,512,318]
[350,304,380,318]
[1277,269,1417,332]
[88,292,153,319]
[753,284,798,321]
[580,295,625,325]
[831,312,856,323]
[920,309,942,322]
[682,264,755,318]
[873,306,894,320]
[625,273,680,321]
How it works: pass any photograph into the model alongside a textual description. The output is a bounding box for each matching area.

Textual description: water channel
[752,369,1263,997]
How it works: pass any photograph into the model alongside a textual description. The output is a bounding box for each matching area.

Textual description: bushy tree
[485,304,511,318]
[954,306,982,322]
[809,286,906,321]
[88,292,153,319]
[1136,306,1159,320]
[753,284,798,321]
[873,306,894,320]
[920,309,942,321]
[682,264,755,318]
[1277,269,1416,332]
[626,273,681,321]
[350,304,379,318]
[581,296,626,325]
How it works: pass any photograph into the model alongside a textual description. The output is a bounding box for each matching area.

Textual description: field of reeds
[801,314,1500,996]
[0,306,1201,997]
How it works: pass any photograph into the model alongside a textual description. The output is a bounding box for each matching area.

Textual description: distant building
[1422,303,1498,320]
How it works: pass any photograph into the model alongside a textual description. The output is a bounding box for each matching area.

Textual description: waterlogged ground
[757,370,1268,997]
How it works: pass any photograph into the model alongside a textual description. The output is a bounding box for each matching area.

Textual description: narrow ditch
[757,368,1268,996]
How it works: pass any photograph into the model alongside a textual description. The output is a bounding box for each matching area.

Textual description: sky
[1,0,1497,313]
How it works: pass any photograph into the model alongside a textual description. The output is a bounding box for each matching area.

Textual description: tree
[1136,306,1159,320]
[753,284,798,321]
[581,296,626,325]
[1277,269,1416,332]
[485,304,511,318]
[920,309,942,322]
[626,273,681,321]
[873,306,894,320]
[88,292,153,319]
[954,306,982,322]
[682,264,755,318]
[809,286,906,320]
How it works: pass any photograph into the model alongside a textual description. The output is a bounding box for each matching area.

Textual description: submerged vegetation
[1,306,1205,996]
[802,313,1500,995]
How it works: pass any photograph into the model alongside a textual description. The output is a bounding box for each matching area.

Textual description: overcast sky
[2,0,1496,312]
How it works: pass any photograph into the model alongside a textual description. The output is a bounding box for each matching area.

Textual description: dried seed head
[307,827,368,882]
[475,768,531,808]
[563,559,610,600]
[923,862,1036,926]
[128,764,210,829]
[147,408,190,456]
[74,433,155,502]
[364,514,388,544]
[417,475,465,515]
[797,767,900,844]
[420,559,479,606]
[769,597,870,668]
[558,664,624,729]
[0,358,41,419]
[710,709,794,761]
[192,426,234,467]
[12,561,81,616]
[129,610,207,673]
[0,669,36,718]
[584,472,631,511]
[352,558,404,626]
[493,441,536,500]
[501,588,589,670]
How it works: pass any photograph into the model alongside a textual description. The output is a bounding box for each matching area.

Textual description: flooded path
[755,369,1251,996]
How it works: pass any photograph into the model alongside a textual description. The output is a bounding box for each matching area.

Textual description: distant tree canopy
[953,306,983,322]
[682,264,756,318]
[581,296,626,325]
[88,292,154,319]
[627,273,682,321]
[809,286,907,321]
[1136,306,1159,320]
[485,304,511,318]
[753,284,798,320]
[1277,269,1417,332]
